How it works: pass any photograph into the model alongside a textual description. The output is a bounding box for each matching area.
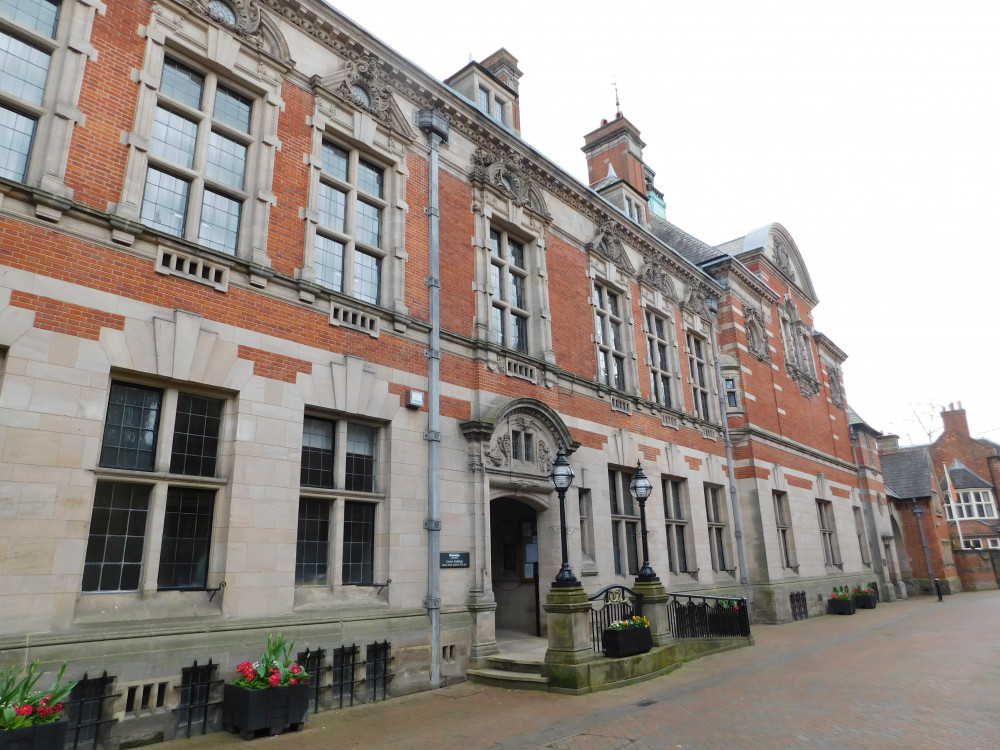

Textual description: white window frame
[947,489,998,520]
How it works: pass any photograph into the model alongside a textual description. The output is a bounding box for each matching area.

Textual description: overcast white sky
[329,0,1000,445]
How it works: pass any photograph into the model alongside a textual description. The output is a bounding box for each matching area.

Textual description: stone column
[634,579,671,646]
[541,585,595,691]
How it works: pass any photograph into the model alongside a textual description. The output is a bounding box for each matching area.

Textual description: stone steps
[466,667,550,691]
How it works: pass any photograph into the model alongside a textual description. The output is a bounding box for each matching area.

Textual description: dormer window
[493,97,507,125]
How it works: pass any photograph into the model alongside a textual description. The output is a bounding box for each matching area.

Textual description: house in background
[930,403,1000,550]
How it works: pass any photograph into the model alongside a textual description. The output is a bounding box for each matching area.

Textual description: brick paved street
[167,591,1000,749]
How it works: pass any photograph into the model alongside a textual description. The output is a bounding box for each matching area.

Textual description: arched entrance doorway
[490,497,540,636]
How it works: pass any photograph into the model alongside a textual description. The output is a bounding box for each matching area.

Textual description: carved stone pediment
[586,219,634,273]
[176,0,291,63]
[682,283,718,318]
[638,253,678,300]
[471,146,550,216]
[337,54,393,123]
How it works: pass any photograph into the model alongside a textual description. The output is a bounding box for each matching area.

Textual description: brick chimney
[940,401,970,436]
[582,112,648,195]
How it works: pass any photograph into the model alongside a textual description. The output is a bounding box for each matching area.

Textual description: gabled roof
[848,407,881,435]
[880,446,935,500]
[941,459,993,491]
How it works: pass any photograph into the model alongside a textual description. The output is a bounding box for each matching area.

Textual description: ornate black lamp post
[629,460,658,582]
[549,449,579,587]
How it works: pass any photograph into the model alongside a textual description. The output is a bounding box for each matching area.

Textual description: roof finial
[612,77,621,116]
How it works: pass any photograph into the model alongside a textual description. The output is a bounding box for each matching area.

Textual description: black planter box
[222,683,309,739]
[602,627,653,658]
[0,720,68,750]
[827,598,856,615]
[854,593,877,609]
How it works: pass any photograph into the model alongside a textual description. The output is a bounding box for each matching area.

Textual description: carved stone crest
[773,237,797,282]
[471,146,549,215]
[176,0,290,62]
[637,253,679,300]
[682,284,718,318]
[586,219,634,272]
[338,53,393,122]
[827,363,845,408]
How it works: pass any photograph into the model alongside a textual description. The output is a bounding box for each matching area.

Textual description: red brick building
[0,0,888,743]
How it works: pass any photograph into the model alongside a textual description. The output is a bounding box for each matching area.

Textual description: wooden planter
[602,627,653,658]
[222,683,309,740]
[0,720,68,750]
[827,597,856,615]
[854,593,877,609]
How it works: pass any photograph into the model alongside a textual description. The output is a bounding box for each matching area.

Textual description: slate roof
[648,214,722,265]
[880,446,935,499]
[847,407,880,433]
[940,459,993,491]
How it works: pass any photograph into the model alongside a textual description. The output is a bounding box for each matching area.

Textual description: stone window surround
[704,483,732,573]
[110,6,284,264]
[685,330,713,422]
[85,378,232,600]
[299,96,408,316]
[294,411,387,606]
[772,490,798,571]
[473,204,555,367]
[816,498,842,568]
[643,306,678,409]
[662,475,694,577]
[608,467,639,577]
[0,0,105,214]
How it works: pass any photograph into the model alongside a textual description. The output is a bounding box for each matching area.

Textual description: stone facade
[1,0,883,745]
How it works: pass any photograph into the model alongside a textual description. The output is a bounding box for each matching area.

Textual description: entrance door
[490,497,540,636]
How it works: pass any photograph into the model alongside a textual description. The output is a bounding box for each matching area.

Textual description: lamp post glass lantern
[629,460,658,581]
[549,449,579,587]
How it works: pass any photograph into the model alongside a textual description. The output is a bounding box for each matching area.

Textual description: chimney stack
[940,402,970,437]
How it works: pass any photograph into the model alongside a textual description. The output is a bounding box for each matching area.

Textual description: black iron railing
[297,647,330,714]
[174,660,220,738]
[365,641,392,702]
[668,594,751,639]
[63,671,118,750]
[790,590,808,621]
[332,645,359,708]
[588,585,644,653]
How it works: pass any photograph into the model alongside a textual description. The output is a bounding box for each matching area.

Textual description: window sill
[293,585,389,611]
[93,467,228,487]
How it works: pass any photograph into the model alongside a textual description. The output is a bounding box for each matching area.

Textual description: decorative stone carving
[744,307,770,362]
[175,0,291,62]
[787,362,821,399]
[586,219,635,273]
[682,284,718,318]
[637,253,679,301]
[471,146,549,216]
[773,237,797,282]
[337,53,393,122]
[483,432,511,467]
[827,363,845,408]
